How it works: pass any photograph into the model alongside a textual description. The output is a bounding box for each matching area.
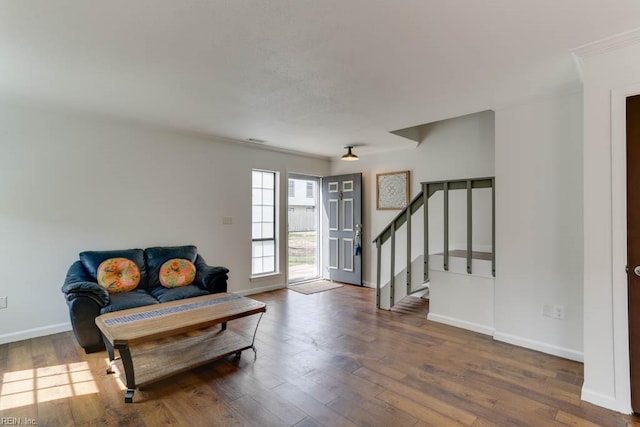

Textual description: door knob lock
[634,266,640,277]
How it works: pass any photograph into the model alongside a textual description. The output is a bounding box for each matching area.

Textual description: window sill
[250,272,282,282]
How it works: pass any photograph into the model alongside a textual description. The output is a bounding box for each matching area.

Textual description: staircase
[373,177,495,310]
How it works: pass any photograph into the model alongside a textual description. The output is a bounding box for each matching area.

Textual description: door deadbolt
[634,266,640,277]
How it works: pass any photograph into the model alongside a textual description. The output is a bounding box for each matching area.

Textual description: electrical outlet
[553,305,565,320]
[0,296,7,309]
[542,304,553,317]
[222,216,233,225]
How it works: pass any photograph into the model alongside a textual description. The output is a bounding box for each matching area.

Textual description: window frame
[251,169,278,276]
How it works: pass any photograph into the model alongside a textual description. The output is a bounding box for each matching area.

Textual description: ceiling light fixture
[341,146,359,161]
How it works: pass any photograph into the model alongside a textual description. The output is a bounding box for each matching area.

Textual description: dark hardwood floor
[1,285,639,426]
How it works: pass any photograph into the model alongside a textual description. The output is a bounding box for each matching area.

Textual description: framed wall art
[376,170,410,210]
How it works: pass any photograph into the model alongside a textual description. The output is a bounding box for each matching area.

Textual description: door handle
[635,266,640,277]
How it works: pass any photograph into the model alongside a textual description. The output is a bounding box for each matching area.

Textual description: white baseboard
[427,313,495,336]
[581,387,632,414]
[233,283,286,296]
[362,281,375,288]
[0,322,71,345]
[493,331,584,362]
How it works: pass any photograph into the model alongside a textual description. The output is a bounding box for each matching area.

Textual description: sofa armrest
[61,281,110,307]
[194,255,229,293]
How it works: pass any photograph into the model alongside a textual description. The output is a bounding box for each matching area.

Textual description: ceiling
[2,1,640,159]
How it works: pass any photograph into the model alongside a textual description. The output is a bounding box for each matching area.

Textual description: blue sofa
[61,245,229,353]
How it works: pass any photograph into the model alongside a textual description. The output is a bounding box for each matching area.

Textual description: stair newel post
[376,238,382,308]
[423,183,429,283]
[492,177,496,277]
[406,207,412,295]
[390,221,396,308]
[443,181,449,271]
[467,180,473,274]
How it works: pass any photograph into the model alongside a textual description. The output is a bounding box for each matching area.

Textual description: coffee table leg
[102,336,115,374]
[116,344,136,403]
[250,312,265,350]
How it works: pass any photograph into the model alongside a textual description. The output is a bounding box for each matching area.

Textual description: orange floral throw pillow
[97,258,141,294]
[159,258,196,288]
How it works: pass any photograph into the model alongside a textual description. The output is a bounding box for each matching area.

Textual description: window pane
[252,223,262,239]
[252,206,262,222]
[262,206,273,222]
[262,189,274,206]
[252,241,263,257]
[263,241,275,256]
[253,258,263,275]
[288,180,295,197]
[263,173,274,189]
[262,222,273,239]
[252,171,262,187]
[263,256,275,273]
[252,188,262,205]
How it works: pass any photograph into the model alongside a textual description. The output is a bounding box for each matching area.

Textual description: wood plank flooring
[1,285,639,426]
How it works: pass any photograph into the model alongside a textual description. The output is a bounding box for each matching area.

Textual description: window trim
[251,169,278,276]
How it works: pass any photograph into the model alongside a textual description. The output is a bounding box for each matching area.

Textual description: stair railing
[373,177,495,309]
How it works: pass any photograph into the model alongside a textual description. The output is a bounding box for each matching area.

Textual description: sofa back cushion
[145,245,198,289]
[79,249,147,289]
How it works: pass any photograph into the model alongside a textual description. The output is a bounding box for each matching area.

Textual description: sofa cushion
[149,284,209,303]
[159,258,196,288]
[97,258,141,294]
[146,246,197,289]
[80,249,147,288]
[99,289,159,314]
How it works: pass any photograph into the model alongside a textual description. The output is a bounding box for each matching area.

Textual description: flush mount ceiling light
[341,146,359,161]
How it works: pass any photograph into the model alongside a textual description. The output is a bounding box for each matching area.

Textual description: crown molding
[571,27,640,59]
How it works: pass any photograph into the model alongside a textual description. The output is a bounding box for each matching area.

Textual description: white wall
[494,92,584,362]
[428,270,495,335]
[0,100,329,343]
[577,33,640,414]
[330,111,495,287]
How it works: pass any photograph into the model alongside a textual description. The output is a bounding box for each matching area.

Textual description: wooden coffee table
[95,293,266,403]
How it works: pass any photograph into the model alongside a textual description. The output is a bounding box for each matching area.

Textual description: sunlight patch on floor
[0,362,98,410]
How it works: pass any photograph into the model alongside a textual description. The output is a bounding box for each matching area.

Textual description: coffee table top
[95,293,266,346]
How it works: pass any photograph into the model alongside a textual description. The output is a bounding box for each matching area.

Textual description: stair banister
[443,181,449,271]
[406,207,412,295]
[390,221,396,307]
[376,239,381,308]
[373,191,426,245]
[373,176,495,309]
[423,183,429,283]
[467,180,472,274]
[492,177,496,277]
